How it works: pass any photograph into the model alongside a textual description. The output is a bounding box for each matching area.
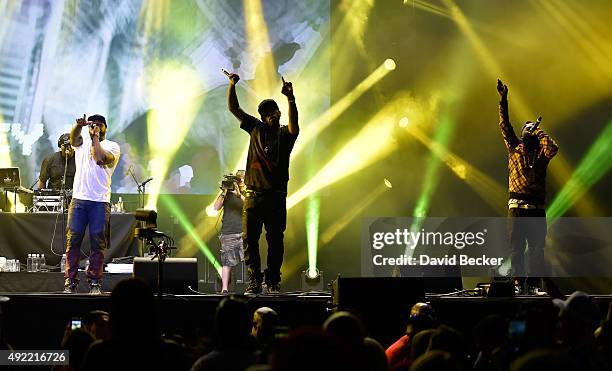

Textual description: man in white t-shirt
[64,114,120,294]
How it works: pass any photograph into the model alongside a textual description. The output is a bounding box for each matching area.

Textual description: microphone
[141,177,153,186]
[532,116,542,131]
[221,69,231,77]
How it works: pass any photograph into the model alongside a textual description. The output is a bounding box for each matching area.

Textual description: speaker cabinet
[133,257,197,294]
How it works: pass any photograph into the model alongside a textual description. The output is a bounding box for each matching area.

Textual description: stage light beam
[145,62,203,210]
[283,180,392,279]
[291,59,397,158]
[287,95,417,210]
[160,194,222,275]
[244,0,277,97]
[547,120,612,221]
[306,194,321,279]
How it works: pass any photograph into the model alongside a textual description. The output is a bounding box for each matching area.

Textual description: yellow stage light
[292,59,397,158]
[384,58,396,71]
[145,62,203,210]
[244,0,277,97]
[288,93,436,210]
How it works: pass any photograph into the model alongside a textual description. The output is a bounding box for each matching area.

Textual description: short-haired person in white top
[64,114,120,294]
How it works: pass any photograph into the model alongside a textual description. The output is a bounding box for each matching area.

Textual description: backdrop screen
[0,0,330,194]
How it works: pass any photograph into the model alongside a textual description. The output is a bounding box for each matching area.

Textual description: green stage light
[306,194,321,278]
[160,194,222,276]
[412,114,454,221]
[547,120,612,221]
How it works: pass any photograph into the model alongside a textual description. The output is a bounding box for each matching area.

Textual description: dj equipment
[31,189,72,213]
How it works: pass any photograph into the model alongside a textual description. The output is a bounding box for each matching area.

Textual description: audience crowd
[7,278,612,371]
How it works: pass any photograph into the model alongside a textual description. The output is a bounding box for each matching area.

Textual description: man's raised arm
[227,72,248,122]
[281,77,299,135]
[497,79,519,151]
[71,114,86,147]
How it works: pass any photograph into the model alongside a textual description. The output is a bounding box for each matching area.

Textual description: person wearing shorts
[213,172,246,293]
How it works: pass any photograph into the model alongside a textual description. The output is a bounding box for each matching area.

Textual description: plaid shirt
[499,97,558,204]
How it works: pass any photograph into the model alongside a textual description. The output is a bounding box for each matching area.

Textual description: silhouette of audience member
[553,291,608,371]
[58,328,94,371]
[523,302,557,351]
[252,306,279,363]
[83,310,111,341]
[81,279,191,371]
[270,328,356,371]
[427,325,470,367]
[323,311,388,371]
[595,303,612,369]
[510,349,577,371]
[386,302,437,370]
[409,350,467,371]
[191,296,259,371]
[410,329,435,363]
[473,315,512,371]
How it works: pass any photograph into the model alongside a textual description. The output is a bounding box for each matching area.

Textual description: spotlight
[301,268,324,292]
[384,178,393,188]
[384,58,396,71]
[306,267,319,280]
[398,117,409,128]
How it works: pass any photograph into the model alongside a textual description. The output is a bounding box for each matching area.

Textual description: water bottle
[33,254,39,272]
[118,196,124,213]
[40,254,46,272]
[27,254,33,272]
[60,254,66,273]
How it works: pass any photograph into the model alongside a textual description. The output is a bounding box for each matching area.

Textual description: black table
[0,212,138,266]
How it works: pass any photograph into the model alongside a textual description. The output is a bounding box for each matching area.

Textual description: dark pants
[242,193,287,285]
[65,198,111,284]
[508,208,547,285]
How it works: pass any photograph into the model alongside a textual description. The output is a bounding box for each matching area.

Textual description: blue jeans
[65,198,111,284]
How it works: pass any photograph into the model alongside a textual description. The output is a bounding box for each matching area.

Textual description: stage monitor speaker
[487,277,515,297]
[331,277,425,345]
[133,257,197,294]
[332,277,425,308]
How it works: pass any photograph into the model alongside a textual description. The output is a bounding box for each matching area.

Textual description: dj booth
[0,212,138,266]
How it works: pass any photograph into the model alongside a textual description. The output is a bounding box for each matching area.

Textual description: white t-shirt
[72,134,120,203]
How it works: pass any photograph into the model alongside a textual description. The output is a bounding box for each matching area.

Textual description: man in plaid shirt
[497,79,558,293]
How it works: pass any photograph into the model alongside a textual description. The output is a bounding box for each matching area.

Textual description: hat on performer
[257,99,279,118]
[88,114,107,127]
[57,133,71,148]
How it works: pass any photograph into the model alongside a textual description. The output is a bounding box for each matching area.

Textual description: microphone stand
[60,148,70,256]
[128,166,150,256]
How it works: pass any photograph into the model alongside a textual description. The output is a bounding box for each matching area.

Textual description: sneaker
[266,283,281,295]
[221,289,229,295]
[244,280,262,296]
[89,283,102,295]
[63,284,78,294]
